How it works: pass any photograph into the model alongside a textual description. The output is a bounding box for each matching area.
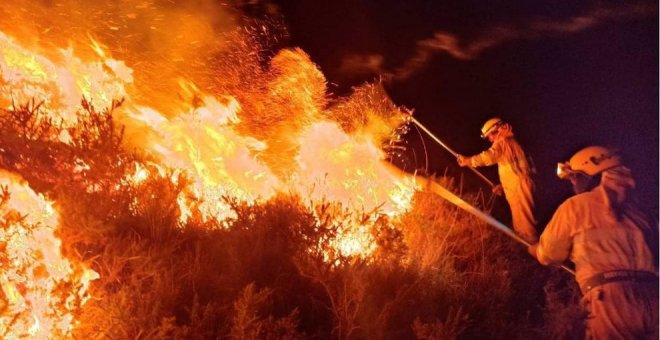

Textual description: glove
[456,155,469,167]
[491,184,504,196]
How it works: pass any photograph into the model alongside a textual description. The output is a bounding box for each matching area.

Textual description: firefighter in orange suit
[457,118,539,243]
[529,146,659,339]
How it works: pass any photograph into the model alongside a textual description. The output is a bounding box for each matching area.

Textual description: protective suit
[535,165,659,339]
[460,124,538,243]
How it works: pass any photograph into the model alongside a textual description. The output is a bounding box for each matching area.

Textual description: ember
[0,4,419,336]
[0,19,417,246]
[0,1,610,338]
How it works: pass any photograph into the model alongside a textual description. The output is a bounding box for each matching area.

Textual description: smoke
[337,54,385,78]
[338,2,657,82]
[0,0,285,114]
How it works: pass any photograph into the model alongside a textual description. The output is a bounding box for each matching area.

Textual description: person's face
[486,131,497,143]
[569,173,593,194]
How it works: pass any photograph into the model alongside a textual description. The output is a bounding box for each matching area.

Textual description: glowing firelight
[0,1,437,336]
[0,32,130,127]
[0,22,419,260]
[0,171,98,338]
[333,224,377,259]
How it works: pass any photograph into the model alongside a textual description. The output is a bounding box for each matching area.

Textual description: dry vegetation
[0,102,584,339]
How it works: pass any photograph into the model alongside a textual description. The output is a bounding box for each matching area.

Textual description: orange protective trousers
[467,131,538,243]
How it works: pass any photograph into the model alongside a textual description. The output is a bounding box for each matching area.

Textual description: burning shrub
[0,171,97,338]
[0,96,582,338]
[0,9,582,338]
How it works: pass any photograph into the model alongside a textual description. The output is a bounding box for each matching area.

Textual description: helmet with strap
[557,146,622,179]
[480,117,505,139]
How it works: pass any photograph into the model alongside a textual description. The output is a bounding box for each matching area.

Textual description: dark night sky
[270,0,658,222]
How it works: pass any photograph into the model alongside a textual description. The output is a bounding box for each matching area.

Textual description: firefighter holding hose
[529,146,658,339]
[456,118,539,243]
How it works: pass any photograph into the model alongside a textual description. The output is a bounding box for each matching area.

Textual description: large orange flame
[0,4,427,335]
[0,3,419,267]
[0,30,418,245]
[0,32,130,126]
[0,171,98,338]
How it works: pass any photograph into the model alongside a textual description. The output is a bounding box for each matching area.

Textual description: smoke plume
[338,2,657,82]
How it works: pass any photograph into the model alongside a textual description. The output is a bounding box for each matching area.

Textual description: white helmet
[557,146,622,179]
[480,117,504,139]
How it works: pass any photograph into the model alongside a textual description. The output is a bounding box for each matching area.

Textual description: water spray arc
[410,117,496,188]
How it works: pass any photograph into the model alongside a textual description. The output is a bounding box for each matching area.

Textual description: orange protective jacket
[536,166,658,287]
[465,125,538,242]
[536,166,658,339]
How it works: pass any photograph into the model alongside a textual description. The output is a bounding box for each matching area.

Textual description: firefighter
[456,117,538,243]
[529,146,659,339]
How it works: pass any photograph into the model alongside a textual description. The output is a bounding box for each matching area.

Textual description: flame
[128,162,151,184]
[332,224,377,259]
[0,171,98,338]
[0,7,419,269]
[0,32,131,127]
[0,2,437,337]
[295,121,417,217]
[126,95,281,222]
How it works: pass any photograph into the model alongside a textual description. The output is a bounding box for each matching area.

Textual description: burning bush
[0,9,582,338]
[0,170,97,338]
[0,101,582,338]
